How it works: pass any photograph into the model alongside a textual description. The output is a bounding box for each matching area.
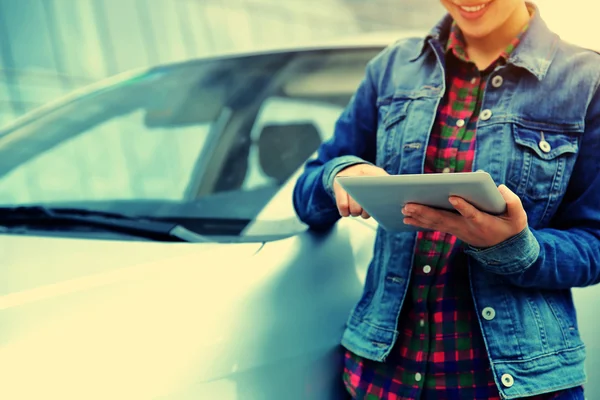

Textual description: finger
[348,198,363,217]
[361,209,371,219]
[333,184,350,217]
[449,196,481,222]
[403,216,437,230]
[404,204,460,231]
[498,185,525,218]
[404,213,441,230]
[403,217,421,227]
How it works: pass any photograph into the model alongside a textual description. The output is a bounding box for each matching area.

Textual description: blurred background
[0,0,445,127]
[0,0,597,128]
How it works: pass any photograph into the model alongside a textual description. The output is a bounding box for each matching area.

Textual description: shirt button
[423,265,432,274]
[491,75,504,88]
[482,307,496,321]
[470,77,477,84]
[480,109,493,121]
[415,372,422,382]
[456,119,465,127]
[501,373,515,388]
[442,167,451,173]
[420,319,425,327]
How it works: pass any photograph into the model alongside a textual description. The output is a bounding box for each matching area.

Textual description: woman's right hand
[333,164,389,219]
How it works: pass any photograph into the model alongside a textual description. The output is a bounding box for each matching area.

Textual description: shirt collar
[409,2,559,81]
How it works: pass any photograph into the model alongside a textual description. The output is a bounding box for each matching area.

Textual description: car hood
[0,234,265,399]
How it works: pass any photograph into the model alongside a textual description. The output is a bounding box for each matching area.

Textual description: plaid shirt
[343,13,565,400]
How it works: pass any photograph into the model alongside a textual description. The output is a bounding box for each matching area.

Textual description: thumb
[498,184,524,217]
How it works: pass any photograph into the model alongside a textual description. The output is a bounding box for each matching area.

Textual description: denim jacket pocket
[542,290,584,348]
[376,98,411,174]
[507,124,580,225]
[507,123,580,226]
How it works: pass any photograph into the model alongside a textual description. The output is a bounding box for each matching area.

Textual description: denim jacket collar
[409,3,559,81]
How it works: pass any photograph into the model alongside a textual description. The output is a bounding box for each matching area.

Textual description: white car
[0,33,598,399]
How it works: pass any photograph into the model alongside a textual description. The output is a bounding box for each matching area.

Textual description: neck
[464,3,530,68]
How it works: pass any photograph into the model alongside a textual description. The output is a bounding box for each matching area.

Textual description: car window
[0,48,380,237]
[0,110,210,204]
[242,96,342,190]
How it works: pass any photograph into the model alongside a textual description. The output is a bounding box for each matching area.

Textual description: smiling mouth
[456,1,492,12]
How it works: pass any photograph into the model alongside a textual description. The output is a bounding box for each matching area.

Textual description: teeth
[460,3,487,12]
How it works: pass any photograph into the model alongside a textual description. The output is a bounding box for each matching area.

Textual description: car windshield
[0,48,381,236]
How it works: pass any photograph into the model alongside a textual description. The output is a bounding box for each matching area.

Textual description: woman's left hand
[402,184,528,248]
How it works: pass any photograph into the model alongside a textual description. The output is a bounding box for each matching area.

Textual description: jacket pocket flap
[513,125,579,160]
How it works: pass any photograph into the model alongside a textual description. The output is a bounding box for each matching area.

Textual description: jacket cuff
[322,156,372,200]
[465,227,541,275]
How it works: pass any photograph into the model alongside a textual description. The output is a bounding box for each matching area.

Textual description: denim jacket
[293,8,600,400]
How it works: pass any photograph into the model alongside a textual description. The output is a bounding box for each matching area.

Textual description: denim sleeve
[292,57,379,230]
[466,84,600,290]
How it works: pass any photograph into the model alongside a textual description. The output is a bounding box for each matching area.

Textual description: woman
[293,0,600,399]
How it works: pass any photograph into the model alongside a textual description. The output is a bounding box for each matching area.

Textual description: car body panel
[0,214,375,399]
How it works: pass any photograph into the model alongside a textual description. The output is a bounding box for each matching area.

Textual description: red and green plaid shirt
[343,13,566,400]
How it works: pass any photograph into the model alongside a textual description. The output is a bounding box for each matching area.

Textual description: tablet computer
[335,171,506,232]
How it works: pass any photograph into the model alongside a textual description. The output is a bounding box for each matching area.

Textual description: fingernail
[449,198,458,206]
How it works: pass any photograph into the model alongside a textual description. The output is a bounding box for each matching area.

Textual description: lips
[453,0,494,20]
[460,3,487,12]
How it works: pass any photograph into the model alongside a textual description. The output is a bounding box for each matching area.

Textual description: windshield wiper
[0,206,207,242]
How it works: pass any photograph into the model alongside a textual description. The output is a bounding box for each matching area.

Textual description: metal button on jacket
[482,307,496,321]
[480,109,493,121]
[539,140,552,153]
[539,131,552,153]
[492,75,504,88]
[501,373,515,388]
